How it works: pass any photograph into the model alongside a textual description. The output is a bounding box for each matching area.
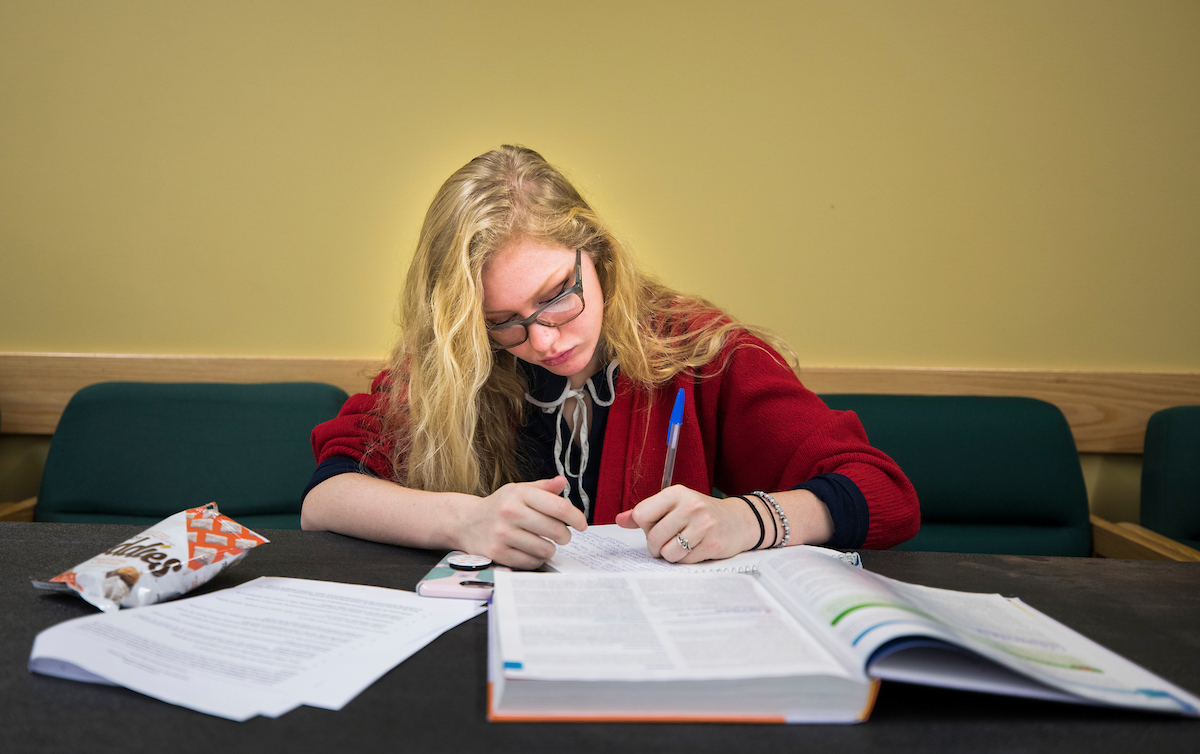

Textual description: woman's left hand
[614,485,759,564]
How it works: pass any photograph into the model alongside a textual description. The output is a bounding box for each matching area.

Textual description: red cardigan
[311,334,919,550]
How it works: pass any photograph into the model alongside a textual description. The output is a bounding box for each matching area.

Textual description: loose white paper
[549,524,860,574]
[29,577,485,721]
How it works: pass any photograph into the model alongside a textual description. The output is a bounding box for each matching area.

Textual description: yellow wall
[2,1,1198,370]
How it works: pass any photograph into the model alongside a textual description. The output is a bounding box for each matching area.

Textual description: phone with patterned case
[415,551,510,600]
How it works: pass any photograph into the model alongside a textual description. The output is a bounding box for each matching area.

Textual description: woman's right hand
[457,475,587,570]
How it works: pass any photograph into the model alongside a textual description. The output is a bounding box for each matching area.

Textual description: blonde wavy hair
[381,145,796,495]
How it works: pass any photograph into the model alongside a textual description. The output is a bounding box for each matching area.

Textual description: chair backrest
[819,394,1091,555]
[1141,405,1200,550]
[36,382,349,529]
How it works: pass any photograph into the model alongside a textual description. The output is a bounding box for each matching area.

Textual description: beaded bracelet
[736,495,766,551]
[765,492,778,546]
[752,490,790,548]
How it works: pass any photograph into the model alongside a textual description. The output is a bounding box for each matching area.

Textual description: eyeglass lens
[488,291,584,347]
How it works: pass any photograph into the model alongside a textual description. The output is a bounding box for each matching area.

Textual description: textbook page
[29,577,485,721]
[548,524,859,574]
[758,550,1200,716]
[492,570,857,683]
[880,585,1200,716]
[759,549,961,661]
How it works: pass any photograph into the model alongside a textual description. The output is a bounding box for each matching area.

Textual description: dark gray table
[4,522,1199,753]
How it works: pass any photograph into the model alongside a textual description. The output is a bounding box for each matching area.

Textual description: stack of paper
[548,524,861,574]
[29,577,485,721]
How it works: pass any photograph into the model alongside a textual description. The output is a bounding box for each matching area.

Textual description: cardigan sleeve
[703,335,920,549]
[309,370,397,480]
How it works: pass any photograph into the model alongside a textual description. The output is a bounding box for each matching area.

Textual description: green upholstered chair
[35,382,349,529]
[819,394,1091,556]
[1140,406,1200,551]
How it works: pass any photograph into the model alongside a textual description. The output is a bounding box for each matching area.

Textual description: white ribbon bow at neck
[523,361,619,520]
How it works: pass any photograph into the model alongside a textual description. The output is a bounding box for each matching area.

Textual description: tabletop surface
[4,521,1199,754]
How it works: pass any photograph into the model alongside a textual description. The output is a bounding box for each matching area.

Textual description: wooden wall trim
[3,353,1199,453]
[797,366,1200,454]
[0,353,383,436]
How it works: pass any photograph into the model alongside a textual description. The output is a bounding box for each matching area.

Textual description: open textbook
[489,547,1200,723]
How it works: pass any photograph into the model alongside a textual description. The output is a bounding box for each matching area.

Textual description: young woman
[301,145,919,569]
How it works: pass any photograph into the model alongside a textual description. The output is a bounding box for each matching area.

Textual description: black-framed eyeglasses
[486,248,586,349]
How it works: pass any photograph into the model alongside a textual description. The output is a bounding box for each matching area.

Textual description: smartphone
[415,551,510,600]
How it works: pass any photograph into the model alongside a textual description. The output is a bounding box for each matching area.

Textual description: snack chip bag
[32,503,269,613]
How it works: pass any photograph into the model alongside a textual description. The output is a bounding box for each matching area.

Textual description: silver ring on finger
[676,533,693,552]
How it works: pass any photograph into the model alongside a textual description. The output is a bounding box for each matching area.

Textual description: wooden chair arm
[0,497,36,522]
[1091,514,1200,561]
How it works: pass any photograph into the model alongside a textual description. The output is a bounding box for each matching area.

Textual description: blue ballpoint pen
[660,388,685,489]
